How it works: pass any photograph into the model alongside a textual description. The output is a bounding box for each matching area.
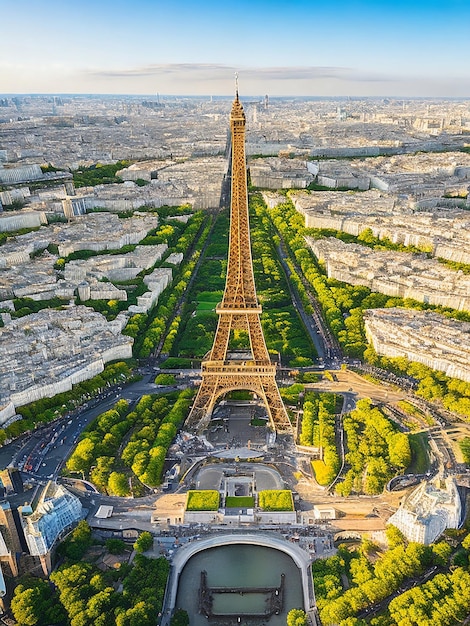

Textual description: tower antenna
[235,72,239,98]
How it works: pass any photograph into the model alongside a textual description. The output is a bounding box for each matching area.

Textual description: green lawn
[250,417,268,426]
[408,432,430,474]
[196,301,217,311]
[225,496,255,508]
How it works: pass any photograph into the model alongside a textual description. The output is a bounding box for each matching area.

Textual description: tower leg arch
[187,372,290,434]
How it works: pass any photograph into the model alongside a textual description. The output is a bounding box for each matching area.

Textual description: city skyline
[2,0,470,97]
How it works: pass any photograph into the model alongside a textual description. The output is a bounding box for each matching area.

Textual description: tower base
[186,360,291,433]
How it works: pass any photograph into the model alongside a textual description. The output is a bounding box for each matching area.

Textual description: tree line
[299,392,341,486]
[72,160,131,188]
[365,348,470,420]
[313,527,455,625]
[264,195,470,421]
[336,398,411,496]
[123,212,211,358]
[66,388,194,493]
[0,361,135,445]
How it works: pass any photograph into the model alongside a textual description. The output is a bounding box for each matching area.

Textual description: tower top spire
[231,72,245,121]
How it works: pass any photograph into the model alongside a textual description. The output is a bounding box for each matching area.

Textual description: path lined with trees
[65,388,194,494]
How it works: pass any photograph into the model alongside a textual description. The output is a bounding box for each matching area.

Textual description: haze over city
[2,0,470,97]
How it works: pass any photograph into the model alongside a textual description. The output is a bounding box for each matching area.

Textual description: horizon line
[1,93,470,101]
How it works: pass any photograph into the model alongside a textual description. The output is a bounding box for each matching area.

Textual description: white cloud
[2,61,470,97]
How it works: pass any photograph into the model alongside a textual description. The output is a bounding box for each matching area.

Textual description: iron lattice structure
[187,90,291,433]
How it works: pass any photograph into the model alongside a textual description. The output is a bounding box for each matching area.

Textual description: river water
[174,543,304,625]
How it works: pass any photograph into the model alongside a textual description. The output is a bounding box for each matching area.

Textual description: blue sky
[2,0,469,96]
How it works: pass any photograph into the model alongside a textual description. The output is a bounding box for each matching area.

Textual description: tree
[11,578,65,626]
[90,456,115,491]
[85,588,115,621]
[115,602,153,626]
[51,562,93,592]
[459,437,470,464]
[60,520,92,561]
[107,472,131,496]
[106,538,127,554]
[11,586,44,626]
[155,373,177,385]
[134,531,154,553]
[388,432,412,469]
[66,438,96,474]
[432,541,452,566]
[461,533,470,551]
[170,609,190,626]
[287,608,308,626]
[386,524,406,549]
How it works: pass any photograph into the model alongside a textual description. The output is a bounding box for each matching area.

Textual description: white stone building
[249,157,314,189]
[54,212,159,257]
[0,210,45,233]
[292,189,470,265]
[0,164,43,185]
[363,308,470,383]
[0,306,134,423]
[387,476,461,544]
[305,236,470,311]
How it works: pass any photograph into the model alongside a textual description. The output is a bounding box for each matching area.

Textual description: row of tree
[388,568,470,625]
[66,388,193,493]
[72,160,131,187]
[335,398,411,496]
[11,295,68,319]
[251,196,315,365]
[313,528,453,625]
[264,195,470,423]
[267,198,376,358]
[299,392,340,486]
[121,388,193,487]
[0,225,39,247]
[66,398,133,495]
[124,213,212,358]
[337,533,470,625]
[171,210,230,358]
[366,348,470,420]
[0,361,135,444]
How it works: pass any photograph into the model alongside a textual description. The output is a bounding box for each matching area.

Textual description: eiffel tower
[186,82,291,434]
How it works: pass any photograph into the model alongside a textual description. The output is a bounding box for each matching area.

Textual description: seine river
[174,543,304,626]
